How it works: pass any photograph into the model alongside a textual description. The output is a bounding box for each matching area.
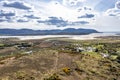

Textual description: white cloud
[90,15,120,31]
[105,1,120,16]
[2,0,33,10]
[63,0,86,7]
[115,1,120,9]
[0,0,119,31]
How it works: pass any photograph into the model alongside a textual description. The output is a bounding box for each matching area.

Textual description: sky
[0,0,120,31]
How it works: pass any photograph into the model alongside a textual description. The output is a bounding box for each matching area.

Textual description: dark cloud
[47,17,68,27]
[72,21,89,25]
[5,16,12,19]
[3,1,31,10]
[78,7,92,12]
[0,18,13,22]
[38,17,68,27]
[24,15,40,19]
[68,1,83,8]
[84,7,92,10]
[107,10,120,16]
[78,14,94,18]
[109,14,116,16]
[17,19,29,23]
[0,19,5,22]
[0,10,15,22]
[116,1,120,9]
[0,10,15,17]
[78,8,82,12]
[38,16,89,27]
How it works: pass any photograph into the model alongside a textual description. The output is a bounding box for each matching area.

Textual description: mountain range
[0,28,99,35]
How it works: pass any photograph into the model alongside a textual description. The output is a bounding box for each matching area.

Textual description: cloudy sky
[0,0,120,31]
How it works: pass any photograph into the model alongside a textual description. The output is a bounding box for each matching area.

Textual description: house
[100,53,109,58]
[74,47,85,52]
[86,47,96,52]
[17,42,32,49]
[25,51,33,54]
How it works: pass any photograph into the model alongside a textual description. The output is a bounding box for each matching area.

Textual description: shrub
[62,67,71,75]
[16,71,26,79]
[16,71,35,80]
[0,62,5,64]
[0,44,4,47]
[44,73,61,80]
[117,56,120,63]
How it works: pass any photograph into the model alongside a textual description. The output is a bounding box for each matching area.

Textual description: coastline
[0,32,118,40]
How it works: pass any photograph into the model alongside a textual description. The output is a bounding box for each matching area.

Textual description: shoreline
[0,33,119,41]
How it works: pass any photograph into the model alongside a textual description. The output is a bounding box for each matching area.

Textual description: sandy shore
[0,33,118,40]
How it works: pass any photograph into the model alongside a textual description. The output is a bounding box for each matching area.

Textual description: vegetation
[0,37,120,80]
[117,55,120,63]
[15,71,35,80]
[44,74,61,80]
[62,67,71,75]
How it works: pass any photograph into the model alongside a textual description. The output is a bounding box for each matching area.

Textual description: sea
[0,32,119,40]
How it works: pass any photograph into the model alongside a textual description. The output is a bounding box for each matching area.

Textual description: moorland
[0,36,120,80]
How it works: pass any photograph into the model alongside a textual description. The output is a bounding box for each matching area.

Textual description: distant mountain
[0,28,99,35]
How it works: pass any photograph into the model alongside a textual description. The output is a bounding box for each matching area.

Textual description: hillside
[0,37,120,80]
[0,28,99,35]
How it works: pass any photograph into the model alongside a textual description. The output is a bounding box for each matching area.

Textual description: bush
[0,62,5,64]
[16,71,26,79]
[0,44,4,47]
[16,71,35,80]
[44,73,61,80]
[62,67,71,75]
[117,56,120,63]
